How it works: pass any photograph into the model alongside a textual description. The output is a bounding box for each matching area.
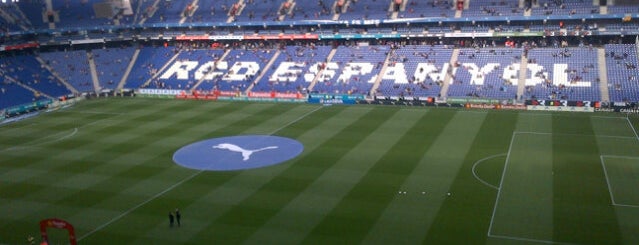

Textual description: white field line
[515,131,636,140]
[60,110,124,115]
[486,132,516,236]
[489,234,580,245]
[77,170,201,241]
[77,105,323,241]
[600,155,639,160]
[614,203,639,208]
[599,155,617,206]
[626,116,639,142]
[599,155,639,209]
[471,153,506,190]
[0,128,78,153]
[0,110,128,152]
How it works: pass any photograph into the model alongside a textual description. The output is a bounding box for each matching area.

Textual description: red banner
[242,34,319,40]
[40,218,77,245]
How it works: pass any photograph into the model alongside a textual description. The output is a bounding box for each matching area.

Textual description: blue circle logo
[173,135,304,171]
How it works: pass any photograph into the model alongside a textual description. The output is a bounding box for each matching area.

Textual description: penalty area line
[489,234,581,245]
[77,105,323,241]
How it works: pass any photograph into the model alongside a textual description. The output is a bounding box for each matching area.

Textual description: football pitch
[1,97,639,244]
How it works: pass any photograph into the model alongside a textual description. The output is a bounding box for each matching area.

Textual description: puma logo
[212,143,278,161]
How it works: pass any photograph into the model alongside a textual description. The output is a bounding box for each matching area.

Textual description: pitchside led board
[527,99,594,107]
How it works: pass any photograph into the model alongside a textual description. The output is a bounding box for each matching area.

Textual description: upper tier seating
[463,0,523,17]
[283,0,332,21]
[146,0,192,23]
[399,0,456,19]
[187,0,233,23]
[234,0,282,22]
[532,0,598,16]
[339,0,392,20]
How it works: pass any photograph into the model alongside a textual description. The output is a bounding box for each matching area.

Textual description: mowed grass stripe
[424,111,517,244]
[301,109,456,243]
[552,114,623,244]
[130,106,352,244]
[77,103,299,244]
[4,101,245,194]
[243,108,429,244]
[185,107,396,244]
[0,111,112,151]
[488,116,554,243]
[0,101,275,244]
[592,116,639,245]
[359,110,486,244]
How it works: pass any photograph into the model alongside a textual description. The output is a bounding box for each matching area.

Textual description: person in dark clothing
[169,212,175,227]
[175,208,181,227]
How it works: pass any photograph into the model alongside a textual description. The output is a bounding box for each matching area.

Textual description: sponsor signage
[308,94,363,104]
[447,98,511,104]
[6,100,52,115]
[444,32,493,37]
[319,34,400,39]
[175,35,210,40]
[216,96,305,103]
[136,89,185,95]
[210,35,244,40]
[247,91,303,99]
[526,99,593,107]
[464,103,526,110]
[243,34,319,40]
[2,42,39,51]
[526,105,594,112]
[70,38,105,44]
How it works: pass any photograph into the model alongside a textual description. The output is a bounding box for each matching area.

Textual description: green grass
[1,97,638,244]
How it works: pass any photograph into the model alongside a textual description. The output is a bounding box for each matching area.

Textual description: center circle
[173,135,304,171]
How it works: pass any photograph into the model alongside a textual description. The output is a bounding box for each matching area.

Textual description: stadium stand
[146,0,192,24]
[234,0,282,22]
[0,0,639,111]
[525,47,600,101]
[0,77,39,109]
[153,48,226,90]
[448,47,520,99]
[606,44,639,102]
[399,0,456,18]
[463,0,523,17]
[16,0,47,29]
[377,44,453,98]
[92,46,136,90]
[0,55,71,98]
[252,45,332,94]
[126,45,179,89]
[211,47,276,92]
[312,44,390,95]
[40,50,94,93]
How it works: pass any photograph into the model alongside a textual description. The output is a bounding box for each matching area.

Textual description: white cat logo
[212,143,278,161]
